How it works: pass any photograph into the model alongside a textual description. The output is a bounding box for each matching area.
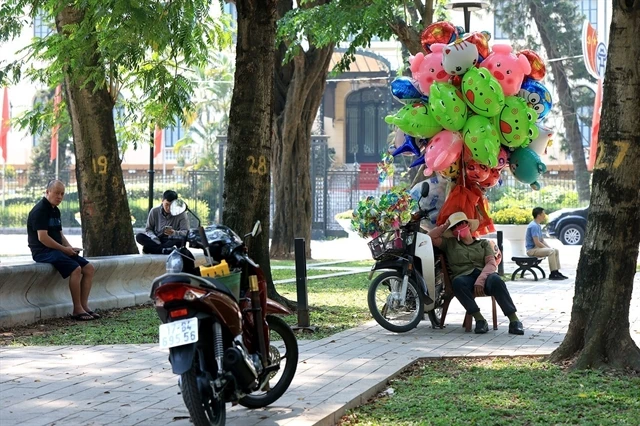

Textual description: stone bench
[0,255,173,328]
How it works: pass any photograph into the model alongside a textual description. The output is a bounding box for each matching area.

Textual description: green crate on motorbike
[213,271,242,300]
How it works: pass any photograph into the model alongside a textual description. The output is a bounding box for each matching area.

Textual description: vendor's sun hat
[443,212,479,238]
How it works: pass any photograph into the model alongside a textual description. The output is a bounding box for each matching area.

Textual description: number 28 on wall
[248,155,268,175]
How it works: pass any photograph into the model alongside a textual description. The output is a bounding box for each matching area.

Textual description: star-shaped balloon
[392,134,422,157]
[410,152,426,169]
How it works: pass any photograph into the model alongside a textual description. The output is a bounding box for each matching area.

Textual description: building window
[493,0,509,40]
[575,0,598,30]
[164,121,185,148]
[33,12,53,38]
[223,2,237,20]
[345,87,393,164]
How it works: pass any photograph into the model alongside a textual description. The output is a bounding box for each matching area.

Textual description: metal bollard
[497,231,504,276]
[292,238,315,332]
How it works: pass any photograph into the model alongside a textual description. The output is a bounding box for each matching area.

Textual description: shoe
[474,319,489,334]
[70,313,95,321]
[558,272,569,279]
[86,310,101,319]
[509,320,524,335]
[549,271,564,280]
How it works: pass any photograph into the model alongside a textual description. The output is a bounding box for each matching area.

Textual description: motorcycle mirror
[170,199,188,216]
[420,181,430,199]
[251,221,262,237]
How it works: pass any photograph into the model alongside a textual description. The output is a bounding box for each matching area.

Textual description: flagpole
[2,163,5,210]
[55,152,59,180]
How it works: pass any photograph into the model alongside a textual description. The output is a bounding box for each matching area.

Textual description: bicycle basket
[368,231,406,261]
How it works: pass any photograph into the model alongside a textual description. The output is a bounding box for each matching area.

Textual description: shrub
[491,207,531,225]
[335,210,353,220]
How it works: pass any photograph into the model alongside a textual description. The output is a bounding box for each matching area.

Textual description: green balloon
[494,96,539,148]
[461,67,505,117]
[428,82,468,131]
[385,102,443,138]
[462,115,501,167]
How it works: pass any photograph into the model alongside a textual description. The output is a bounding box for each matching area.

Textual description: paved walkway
[1,236,639,426]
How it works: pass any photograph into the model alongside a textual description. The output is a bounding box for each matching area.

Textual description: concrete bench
[0,255,172,328]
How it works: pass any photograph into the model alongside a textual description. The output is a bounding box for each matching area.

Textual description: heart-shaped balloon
[518,49,546,80]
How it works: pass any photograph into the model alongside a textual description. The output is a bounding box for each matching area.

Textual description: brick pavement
[2,275,639,426]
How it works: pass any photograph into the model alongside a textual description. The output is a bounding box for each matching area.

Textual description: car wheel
[559,224,584,245]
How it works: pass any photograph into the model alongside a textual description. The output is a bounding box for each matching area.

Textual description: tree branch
[388,17,423,55]
[412,0,426,20]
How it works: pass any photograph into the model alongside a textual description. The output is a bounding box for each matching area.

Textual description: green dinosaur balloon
[385,102,443,139]
[493,96,539,149]
[428,82,468,131]
[508,147,547,190]
[461,67,505,117]
[462,115,501,167]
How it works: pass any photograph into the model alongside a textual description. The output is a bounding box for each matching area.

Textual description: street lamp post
[444,0,490,33]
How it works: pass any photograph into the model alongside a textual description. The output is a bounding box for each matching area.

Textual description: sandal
[70,313,95,321]
[86,310,101,319]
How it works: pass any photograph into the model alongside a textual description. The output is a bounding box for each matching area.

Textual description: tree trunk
[529,1,591,201]
[548,0,640,371]
[224,0,277,286]
[56,6,138,257]
[270,1,334,260]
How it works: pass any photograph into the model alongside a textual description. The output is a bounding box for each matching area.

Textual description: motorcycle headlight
[166,250,183,273]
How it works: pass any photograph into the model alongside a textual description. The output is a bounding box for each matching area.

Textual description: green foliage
[491,207,531,224]
[0,0,233,149]
[488,185,582,213]
[344,357,640,425]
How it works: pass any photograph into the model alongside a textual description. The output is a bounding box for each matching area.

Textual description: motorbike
[150,200,298,426]
[366,182,447,333]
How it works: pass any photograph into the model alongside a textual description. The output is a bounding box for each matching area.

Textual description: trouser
[526,247,561,272]
[135,233,178,254]
[452,269,517,316]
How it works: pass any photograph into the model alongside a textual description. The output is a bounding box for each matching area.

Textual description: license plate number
[159,317,199,349]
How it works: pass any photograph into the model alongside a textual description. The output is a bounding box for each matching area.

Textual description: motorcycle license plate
[159,317,199,349]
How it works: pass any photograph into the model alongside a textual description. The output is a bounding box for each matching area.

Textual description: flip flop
[86,311,101,319]
[70,313,95,321]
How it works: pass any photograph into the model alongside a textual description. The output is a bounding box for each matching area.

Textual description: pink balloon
[496,146,509,170]
[409,45,450,96]
[480,44,532,96]
[423,130,463,176]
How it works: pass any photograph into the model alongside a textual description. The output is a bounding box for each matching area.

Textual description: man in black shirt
[27,180,98,321]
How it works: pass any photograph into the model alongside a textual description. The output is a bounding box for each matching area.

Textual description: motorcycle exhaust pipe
[223,347,258,391]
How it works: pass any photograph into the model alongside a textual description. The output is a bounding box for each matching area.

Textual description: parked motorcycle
[150,200,298,426]
[366,182,447,333]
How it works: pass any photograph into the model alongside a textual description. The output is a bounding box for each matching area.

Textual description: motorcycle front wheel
[239,315,299,408]
[368,271,424,333]
[181,358,225,426]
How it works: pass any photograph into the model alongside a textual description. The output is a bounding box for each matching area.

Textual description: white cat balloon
[441,39,478,76]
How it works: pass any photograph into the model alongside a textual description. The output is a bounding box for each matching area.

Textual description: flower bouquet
[351,185,418,239]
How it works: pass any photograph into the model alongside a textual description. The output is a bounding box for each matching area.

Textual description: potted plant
[492,207,531,257]
[334,210,357,238]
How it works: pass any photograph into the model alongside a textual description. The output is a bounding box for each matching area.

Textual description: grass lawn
[0,268,373,346]
[340,357,640,426]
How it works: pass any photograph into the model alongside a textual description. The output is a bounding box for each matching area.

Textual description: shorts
[33,249,90,279]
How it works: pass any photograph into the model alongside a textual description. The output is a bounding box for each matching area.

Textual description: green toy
[385,102,443,139]
[461,67,505,117]
[462,115,500,167]
[494,96,539,149]
[508,147,547,190]
[428,82,468,131]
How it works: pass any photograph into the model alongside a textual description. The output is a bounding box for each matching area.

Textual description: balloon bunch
[351,186,417,239]
[385,21,554,192]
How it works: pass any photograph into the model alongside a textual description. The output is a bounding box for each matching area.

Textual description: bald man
[27,180,98,321]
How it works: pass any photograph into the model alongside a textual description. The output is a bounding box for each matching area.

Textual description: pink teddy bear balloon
[409,44,449,96]
[423,130,464,176]
[480,44,531,96]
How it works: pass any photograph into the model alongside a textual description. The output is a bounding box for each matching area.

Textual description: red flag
[0,87,9,163]
[587,79,603,171]
[154,125,163,158]
[50,85,62,162]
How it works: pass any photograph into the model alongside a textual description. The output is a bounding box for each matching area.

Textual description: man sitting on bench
[525,207,568,280]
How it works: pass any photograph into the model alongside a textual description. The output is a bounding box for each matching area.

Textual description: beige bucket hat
[443,211,479,238]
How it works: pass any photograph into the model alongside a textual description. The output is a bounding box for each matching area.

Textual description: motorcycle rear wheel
[368,271,424,333]
[181,360,225,426]
[239,315,299,408]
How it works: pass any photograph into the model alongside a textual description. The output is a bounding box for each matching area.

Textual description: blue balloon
[390,77,428,104]
[519,77,552,120]
[392,134,422,157]
[410,152,426,168]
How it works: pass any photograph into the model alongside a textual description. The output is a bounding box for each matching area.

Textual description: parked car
[544,207,589,245]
